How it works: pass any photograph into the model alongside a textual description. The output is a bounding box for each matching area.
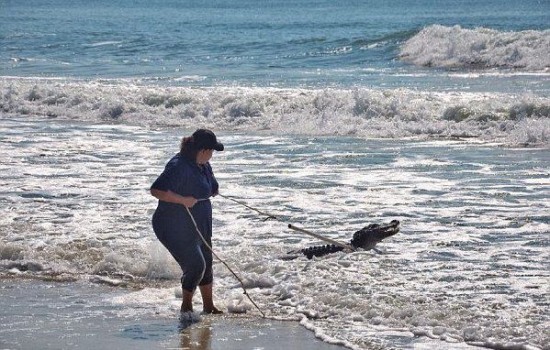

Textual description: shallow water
[0,117,548,349]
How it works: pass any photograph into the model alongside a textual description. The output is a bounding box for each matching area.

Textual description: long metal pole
[219,194,353,250]
[287,224,353,250]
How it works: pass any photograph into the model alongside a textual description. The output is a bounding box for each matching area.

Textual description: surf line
[218,194,354,251]
[184,206,266,318]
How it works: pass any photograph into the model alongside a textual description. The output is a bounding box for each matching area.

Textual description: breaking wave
[399,25,550,71]
[1,77,549,146]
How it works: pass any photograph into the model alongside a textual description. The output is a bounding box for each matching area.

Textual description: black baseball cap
[192,129,224,151]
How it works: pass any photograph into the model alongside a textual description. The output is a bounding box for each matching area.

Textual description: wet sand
[0,279,346,350]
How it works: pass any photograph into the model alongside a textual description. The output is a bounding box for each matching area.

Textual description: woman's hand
[180,196,198,208]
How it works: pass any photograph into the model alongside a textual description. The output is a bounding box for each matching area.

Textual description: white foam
[227,294,253,314]
[1,77,548,146]
[400,25,550,71]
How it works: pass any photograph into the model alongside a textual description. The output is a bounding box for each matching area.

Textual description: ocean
[0,0,549,349]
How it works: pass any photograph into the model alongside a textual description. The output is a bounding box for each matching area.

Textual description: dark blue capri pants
[152,210,213,292]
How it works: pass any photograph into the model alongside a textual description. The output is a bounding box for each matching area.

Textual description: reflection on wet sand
[179,319,212,350]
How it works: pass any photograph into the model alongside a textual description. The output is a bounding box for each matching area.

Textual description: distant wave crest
[1,77,549,146]
[400,25,550,71]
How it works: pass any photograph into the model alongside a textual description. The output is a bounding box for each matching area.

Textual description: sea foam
[400,25,550,71]
[1,77,549,146]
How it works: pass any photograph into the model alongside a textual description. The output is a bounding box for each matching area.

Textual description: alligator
[286,219,400,259]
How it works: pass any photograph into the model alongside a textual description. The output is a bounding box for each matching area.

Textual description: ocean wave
[353,29,417,49]
[1,77,549,145]
[82,41,123,48]
[399,25,550,71]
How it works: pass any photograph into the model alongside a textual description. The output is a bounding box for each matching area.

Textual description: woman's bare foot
[202,307,223,314]
[199,284,223,314]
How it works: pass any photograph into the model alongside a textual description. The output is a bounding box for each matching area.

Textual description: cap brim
[214,143,224,151]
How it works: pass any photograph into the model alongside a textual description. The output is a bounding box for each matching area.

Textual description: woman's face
[196,149,214,164]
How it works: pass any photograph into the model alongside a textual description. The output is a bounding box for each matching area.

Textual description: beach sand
[0,278,346,350]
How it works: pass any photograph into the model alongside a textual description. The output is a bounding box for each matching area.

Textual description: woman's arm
[205,162,219,197]
[150,188,198,208]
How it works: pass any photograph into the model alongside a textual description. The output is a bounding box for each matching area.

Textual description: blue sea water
[1,0,549,89]
[0,2,549,350]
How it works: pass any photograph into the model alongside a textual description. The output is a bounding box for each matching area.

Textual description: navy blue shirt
[151,154,219,241]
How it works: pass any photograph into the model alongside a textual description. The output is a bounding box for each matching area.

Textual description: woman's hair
[180,136,200,160]
[180,128,222,160]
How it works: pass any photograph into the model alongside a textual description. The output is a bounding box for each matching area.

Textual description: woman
[150,128,224,314]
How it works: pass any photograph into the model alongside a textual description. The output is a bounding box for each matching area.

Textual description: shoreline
[0,278,347,350]
[0,277,485,350]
